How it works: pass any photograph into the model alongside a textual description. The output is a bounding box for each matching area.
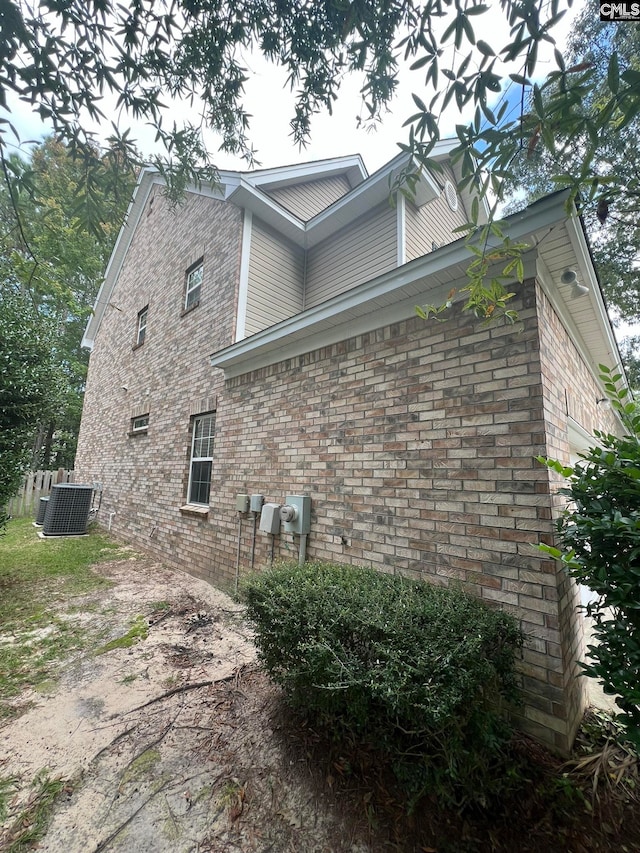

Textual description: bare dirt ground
[3,549,640,853]
[0,552,369,853]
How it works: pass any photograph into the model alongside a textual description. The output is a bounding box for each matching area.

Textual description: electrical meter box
[235,494,250,512]
[282,495,311,535]
[259,503,281,534]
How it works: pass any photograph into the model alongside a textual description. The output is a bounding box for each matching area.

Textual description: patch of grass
[95,615,148,655]
[150,600,170,612]
[0,518,125,711]
[120,673,138,685]
[0,770,68,853]
[0,518,120,626]
[120,748,161,787]
[0,776,18,822]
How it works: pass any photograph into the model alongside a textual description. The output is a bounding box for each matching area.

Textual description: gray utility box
[282,495,311,535]
[259,503,281,534]
[235,493,250,513]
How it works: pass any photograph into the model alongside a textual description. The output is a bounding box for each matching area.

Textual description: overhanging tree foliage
[2,1,640,293]
[503,0,640,379]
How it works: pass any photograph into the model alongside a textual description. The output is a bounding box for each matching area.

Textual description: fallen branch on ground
[124,667,246,715]
[92,779,171,853]
[91,726,138,764]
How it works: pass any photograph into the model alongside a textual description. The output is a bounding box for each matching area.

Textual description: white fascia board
[229,152,442,251]
[209,192,612,380]
[226,180,306,245]
[568,416,595,450]
[303,153,439,248]
[244,154,367,189]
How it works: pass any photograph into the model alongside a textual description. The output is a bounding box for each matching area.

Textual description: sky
[2,0,585,177]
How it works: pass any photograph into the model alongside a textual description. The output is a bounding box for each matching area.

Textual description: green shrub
[242,560,524,808]
[539,366,640,745]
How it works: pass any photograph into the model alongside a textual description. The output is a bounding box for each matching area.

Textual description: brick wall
[534,284,620,748]
[75,189,242,577]
[77,227,614,751]
[213,280,584,749]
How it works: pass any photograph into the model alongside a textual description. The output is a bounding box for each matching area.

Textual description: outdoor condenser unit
[42,484,93,536]
[35,496,49,525]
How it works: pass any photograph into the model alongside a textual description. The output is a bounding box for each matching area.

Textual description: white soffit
[535,215,624,383]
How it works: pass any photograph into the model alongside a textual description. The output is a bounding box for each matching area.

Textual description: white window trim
[186,412,215,506]
[136,306,148,346]
[184,261,203,311]
[130,413,149,434]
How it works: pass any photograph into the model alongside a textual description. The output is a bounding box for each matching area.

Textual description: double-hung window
[187,413,215,505]
[136,306,148,346]
[184,261,203,311]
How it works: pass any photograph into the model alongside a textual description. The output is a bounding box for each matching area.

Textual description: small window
[187,412,215,505]
[136,306,148,346]
[184,261,203,312]
[130,414,149,434]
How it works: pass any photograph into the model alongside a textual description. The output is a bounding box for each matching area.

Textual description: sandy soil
[0,554,369,853]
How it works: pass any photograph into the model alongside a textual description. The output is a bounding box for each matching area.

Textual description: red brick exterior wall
[77,201,616,753]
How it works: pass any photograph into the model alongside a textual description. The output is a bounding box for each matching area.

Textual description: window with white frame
[136,305,148,346]
[130,413,149,434]
[187,412,215,504]
[184,260,203,311]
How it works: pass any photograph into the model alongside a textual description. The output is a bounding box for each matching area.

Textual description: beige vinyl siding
[245,218,304,335]
[405,165,468,262]
[267,175,351,221]
[305,202,397,309]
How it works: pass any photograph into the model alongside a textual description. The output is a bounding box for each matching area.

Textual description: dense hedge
[539,367,640,744]
[242,561,524,807]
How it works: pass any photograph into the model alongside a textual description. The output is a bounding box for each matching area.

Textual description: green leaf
[608,52,620,95]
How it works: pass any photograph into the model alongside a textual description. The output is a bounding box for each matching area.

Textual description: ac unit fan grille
[42,484,93,536]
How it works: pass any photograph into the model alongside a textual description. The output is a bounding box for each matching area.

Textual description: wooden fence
[7,469,74,518]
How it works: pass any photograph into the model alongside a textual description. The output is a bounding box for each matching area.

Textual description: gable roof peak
[242,153,367,191]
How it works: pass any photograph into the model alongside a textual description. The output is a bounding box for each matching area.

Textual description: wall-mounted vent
[42,484,93,536]
[444,180,459,211]
[35,497,49,525]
